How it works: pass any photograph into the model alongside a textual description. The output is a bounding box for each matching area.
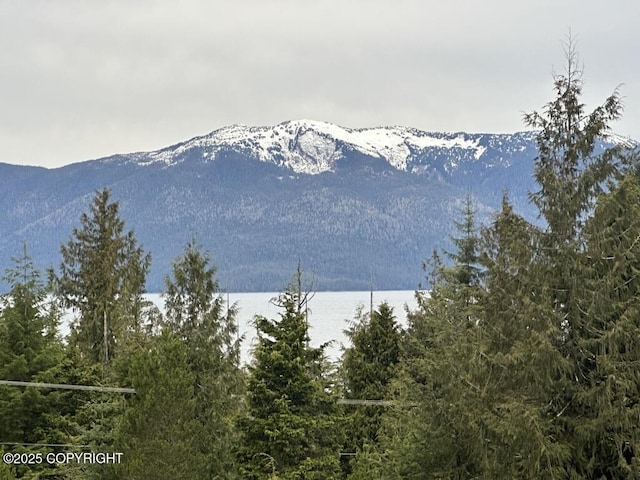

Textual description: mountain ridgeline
[0,120,630,292]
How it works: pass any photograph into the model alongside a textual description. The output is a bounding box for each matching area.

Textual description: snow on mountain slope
[141,120,492,174]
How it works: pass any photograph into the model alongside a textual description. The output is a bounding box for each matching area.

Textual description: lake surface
[146,290,419,365]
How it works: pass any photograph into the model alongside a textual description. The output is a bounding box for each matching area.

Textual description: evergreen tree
[566,173,640,476]
[38,349,109,480]
[476,197,572,477]
[445,194,482,290]
[347,39,634,479]
[115,330,205,480]
[522,37,624,382]
[384,252,487,479]
[238,276,342,480]
[53,188,151,373]
[163,240,243,479]
[0,246,68,478]
[50,189,151,479]
[341,302,401,475]
[522,38,632,476]
[523,38,624,245]
[376,195,567,478]
[344,443,385,480]
[364,202,485,479]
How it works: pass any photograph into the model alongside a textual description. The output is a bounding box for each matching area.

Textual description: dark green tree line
[361,39,637,479]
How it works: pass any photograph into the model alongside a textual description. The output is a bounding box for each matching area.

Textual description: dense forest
[2,47,640,479]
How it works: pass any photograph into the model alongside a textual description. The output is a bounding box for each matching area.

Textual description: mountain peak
[137,120,501,174]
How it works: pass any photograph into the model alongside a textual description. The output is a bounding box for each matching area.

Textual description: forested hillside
[0,117,557,292]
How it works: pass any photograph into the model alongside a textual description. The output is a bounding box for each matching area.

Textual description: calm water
[146,290,418,365]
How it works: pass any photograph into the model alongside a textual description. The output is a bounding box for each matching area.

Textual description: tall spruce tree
[522,38,632,476]
[522,37,624,367]
[54,188,151,373]
[50,189,151,479]
[238,274,342,480]
[163,240,243,479]
[524,44,624,244]
[467,41,630,477]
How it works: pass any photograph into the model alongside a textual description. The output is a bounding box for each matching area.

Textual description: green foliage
[162,240,243,479]
[47,189,153,478]
[387,254,489,479]
[519,37,637,477]
[0,448,15,480]
[54,188,151,372]
[0,247,70,478]
[368,40,636,479]
[523,39,624,244]
[565,173,640,477]
[379,196,570,478]
[343,302,401,401]
[477,198,572,477]
[345,443,385,480]
[445,194,483,289]
[342,302,401,476]
[238,277,343,480]
[115,330,205,480]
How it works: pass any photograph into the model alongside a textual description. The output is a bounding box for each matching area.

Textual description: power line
[0,442,90,448]
[0,380,423,405]
[0,380,135,394]
[338,399,395,406]
[337,399,418,407]
[0,380,423,404]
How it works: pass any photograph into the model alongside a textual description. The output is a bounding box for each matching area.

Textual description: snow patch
[133,120,505,173]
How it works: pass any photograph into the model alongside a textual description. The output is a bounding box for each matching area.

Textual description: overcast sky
[2,1,639,168]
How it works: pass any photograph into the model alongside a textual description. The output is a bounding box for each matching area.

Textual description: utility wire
[0,442,90,448]
[0,380,423,404]
[0,380,135,394]
[337,399,418,407]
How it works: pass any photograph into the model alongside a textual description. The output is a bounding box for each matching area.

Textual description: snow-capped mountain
[0,120,633,292]
[119,120,536,175]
